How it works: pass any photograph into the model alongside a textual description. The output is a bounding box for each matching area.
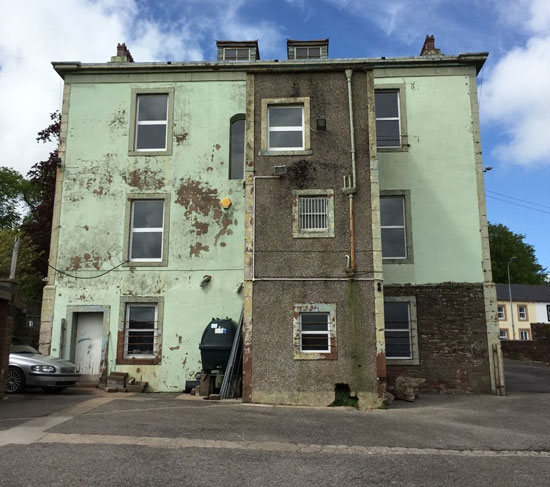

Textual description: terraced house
[39,36,504,408]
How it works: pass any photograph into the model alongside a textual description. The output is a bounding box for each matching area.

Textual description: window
[499,329,508,340]
[293,189,334,238]
[293,303,336,360]
[299,313,330,352]
[546,304,550,322]
[268,105,304,150]
[229,116,245,179]
[519,329,530,340]
[124,304,159,357]
[497,305,506,320]
[135,95,168,151]
[261,97,310,155]
[295,47,321,59]
[129,200,164,262]
[384,297,418,365]
[381,195,407,259]
[224,48,250,61]
[518,305,528,321]
[375,90,401,148]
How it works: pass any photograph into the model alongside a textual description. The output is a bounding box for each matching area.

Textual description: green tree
[0,167,36,229]
[488,223,548,284]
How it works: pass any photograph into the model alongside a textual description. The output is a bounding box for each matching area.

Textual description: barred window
[299,312,330,353]
[299,196,328,231]
[124,304,159,357]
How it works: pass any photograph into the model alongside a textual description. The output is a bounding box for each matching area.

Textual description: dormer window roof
[287,39,329,61]
[216,40,260,62]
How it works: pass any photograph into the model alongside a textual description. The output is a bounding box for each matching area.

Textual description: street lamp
[507,256,517,339]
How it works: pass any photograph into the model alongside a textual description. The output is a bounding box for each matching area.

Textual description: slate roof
[496,284,550,302]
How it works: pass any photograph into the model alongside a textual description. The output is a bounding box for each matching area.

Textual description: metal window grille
[299,312,330,353]
[299,196,328,231]
[124,304,160,358]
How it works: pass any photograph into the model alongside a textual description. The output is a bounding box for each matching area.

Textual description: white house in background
[496,284,550,340]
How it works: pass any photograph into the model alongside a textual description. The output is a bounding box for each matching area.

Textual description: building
[39,36,504,407]
[496,284,550,340]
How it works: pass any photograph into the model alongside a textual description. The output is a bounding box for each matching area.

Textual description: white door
[74,313,103,375]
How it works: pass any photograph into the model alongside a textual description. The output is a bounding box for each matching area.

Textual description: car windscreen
[10,344,40,354]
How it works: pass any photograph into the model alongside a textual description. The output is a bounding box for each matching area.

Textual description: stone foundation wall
[384,283,492,394]
[501,323,550,364]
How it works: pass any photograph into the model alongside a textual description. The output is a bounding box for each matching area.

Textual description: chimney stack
[420,35,442,56]
[110,43,134,63]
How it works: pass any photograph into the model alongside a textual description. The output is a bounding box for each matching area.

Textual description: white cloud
[0,0,285,176]
[482,0,550,165]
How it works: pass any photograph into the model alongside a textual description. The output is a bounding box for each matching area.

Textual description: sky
[1,0,549,270]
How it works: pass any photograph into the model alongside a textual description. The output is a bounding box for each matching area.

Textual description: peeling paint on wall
[123,168,165,190]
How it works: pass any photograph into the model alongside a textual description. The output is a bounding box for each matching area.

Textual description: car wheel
[6,367,25,394]
[42,387,67,394]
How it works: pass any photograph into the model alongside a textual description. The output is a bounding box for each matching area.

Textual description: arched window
[229,115,245,179]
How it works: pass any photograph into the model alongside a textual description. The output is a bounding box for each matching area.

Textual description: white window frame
[135,94,168,152]
[375,90,402,148]
[124,303,159,359]
[295,46,321,60]
[384,296,419,365]
[223,47,250,61]
[380,195,407,260]
[518,305,527,321]
[129,200,165,263]
[267,105,305,151]
[299,312,330,354]
[497,305,505,320]
[499,329,508,340]
[519,329,530,341]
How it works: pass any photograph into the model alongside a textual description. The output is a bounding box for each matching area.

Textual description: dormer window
[287,39,328,61]
[295,47,321,60]
[216,40,260,62]
[224,48,250,61]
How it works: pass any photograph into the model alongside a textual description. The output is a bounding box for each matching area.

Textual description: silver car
[7,344,80,394]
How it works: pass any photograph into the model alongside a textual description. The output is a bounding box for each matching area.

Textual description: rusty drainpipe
[345,69,357,275]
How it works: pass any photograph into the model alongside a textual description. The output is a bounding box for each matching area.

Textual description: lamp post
[507,256,517,339]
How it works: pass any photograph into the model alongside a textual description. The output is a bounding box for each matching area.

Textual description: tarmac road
[1,380,550,486]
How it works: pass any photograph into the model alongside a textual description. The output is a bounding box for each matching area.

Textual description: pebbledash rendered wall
[41,68,246,391]
[244,70,385,409]
[376,65,499,393]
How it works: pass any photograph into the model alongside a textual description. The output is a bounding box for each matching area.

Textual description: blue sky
[1,0,549,271]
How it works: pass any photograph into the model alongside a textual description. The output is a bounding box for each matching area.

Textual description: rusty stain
[192,220,209,236]
[93,186,104,196]
[175,178,218,217]
[123,168,165,190]
[206,166,213,172]
[174,132,188,145]
[83,225,89,231]
[189,242,210,257]
[182,357,187,367]
[214,144,220,151]
[220,242,226,247]
[169,346,180,351]
[178,336,182,344]
[66,256,82,271]
[214,213,233,245]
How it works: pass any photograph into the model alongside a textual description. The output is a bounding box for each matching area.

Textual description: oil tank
[199,318,236,374]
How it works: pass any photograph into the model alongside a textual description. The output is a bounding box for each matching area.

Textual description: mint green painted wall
[376,72,485,284]
[50,78,246,391]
